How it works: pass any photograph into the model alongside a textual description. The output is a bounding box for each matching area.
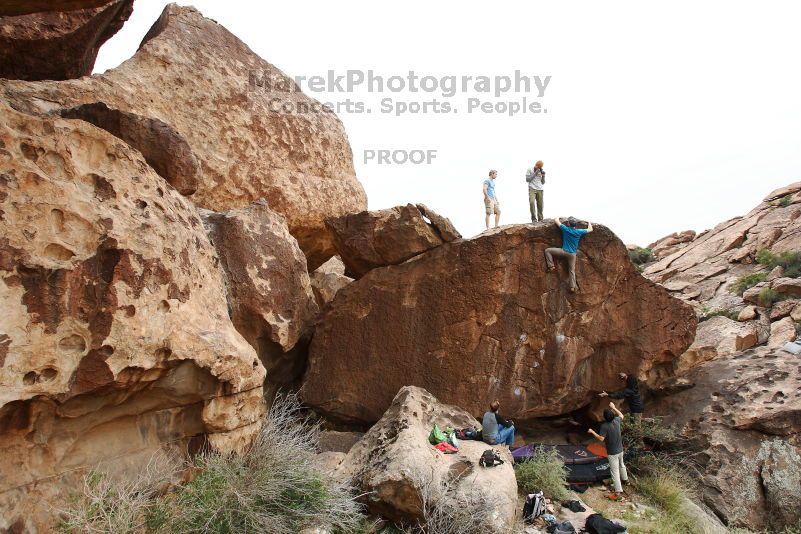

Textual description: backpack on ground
[584,513,626,534]
[428,424,447,445]
[522,491,545,522]
[456,427,481,440]
[479,448,504,467]
[547,521,576,534]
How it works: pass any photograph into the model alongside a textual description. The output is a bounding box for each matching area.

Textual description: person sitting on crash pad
[599,373,644,423]
[588,402,628,498]
[544,216,593,293]
[482,400,515,446]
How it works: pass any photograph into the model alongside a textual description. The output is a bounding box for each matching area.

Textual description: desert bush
[732,271,768,295]
[514,446,569,501]
[779,195,793,208]
[759,287,785,307]
[56,393,365,534]
[698,307,739,322]
[629,247,653,267]
[396,468,509,534]
[757,249,801,278]
[634,470,696,533]
[55,457,177,534]
[621,416,677,452]
[162,393,364,533]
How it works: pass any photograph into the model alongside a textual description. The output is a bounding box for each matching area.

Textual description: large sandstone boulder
[0,0,133,81]
[326,203,462,278]
[651,346,801,531]
[304,223,696,424]
[336,386,517,531]
[0,102,265,531]
[674,316,759,374]
[202,201,318,393]
[1,3,366,269]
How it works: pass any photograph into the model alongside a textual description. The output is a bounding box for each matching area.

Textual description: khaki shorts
[484,198,500,215]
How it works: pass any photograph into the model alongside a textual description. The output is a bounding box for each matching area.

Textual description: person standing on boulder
[483,170,501,229]
[588,402,628,498]
[545,216,593,292]
[599,374,644,423]
[482,400,516,446]
[526,160,546,222]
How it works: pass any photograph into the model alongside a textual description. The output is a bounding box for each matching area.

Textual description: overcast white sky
[95,1,801,246]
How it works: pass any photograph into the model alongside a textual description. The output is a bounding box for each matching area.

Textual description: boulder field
[3,1,800,531]
[304,223,697,424]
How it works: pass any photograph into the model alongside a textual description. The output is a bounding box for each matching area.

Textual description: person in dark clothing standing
[482,400,516,446]
[599,374,643,422]
[588,402,628,496]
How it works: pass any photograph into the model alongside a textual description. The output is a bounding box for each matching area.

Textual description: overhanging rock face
[0,102,265,531]
[304,223,697,424]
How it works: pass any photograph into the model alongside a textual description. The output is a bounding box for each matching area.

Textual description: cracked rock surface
[651,346,801,530]
[304,222,696,424]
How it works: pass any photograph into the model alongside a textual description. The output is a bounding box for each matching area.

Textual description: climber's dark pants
[545,248,577,290]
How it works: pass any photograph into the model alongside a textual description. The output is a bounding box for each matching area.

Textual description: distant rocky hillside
[642,182,800,368]
[642,182,801,531]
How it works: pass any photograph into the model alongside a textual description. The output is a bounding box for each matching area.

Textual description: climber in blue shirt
[545,216,593,292]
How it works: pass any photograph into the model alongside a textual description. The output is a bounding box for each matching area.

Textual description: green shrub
[56,467,169,534]
[629,247,653,266]
[756,249,801,278]
[56,393,365,534]
[732,272,768,295]
[634,469,696,534]
[779,195,793,208]
[514,446,569,501]
[621,416,677,453]
[759,287,784,307]
[699,307,739,322]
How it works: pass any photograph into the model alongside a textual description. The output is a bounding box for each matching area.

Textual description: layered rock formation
[203,201,318,393]
[336,386,517,531]
[0,0,133,80]
[651,346,801,530]
[305,223,696,424]
[326,203,461,278]
[1,3,367,269]
[643,182,800,365]
[0,102,265,530]
[648,230,696,259]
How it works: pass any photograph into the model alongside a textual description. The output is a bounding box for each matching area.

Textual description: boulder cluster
[0,2,798,532]
[642,183,801,530]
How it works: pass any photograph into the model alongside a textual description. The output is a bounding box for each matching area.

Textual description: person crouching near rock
[482,400,516,446]
[588,402,628,498]
[599,373,644,423]
[544,216,593,293]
